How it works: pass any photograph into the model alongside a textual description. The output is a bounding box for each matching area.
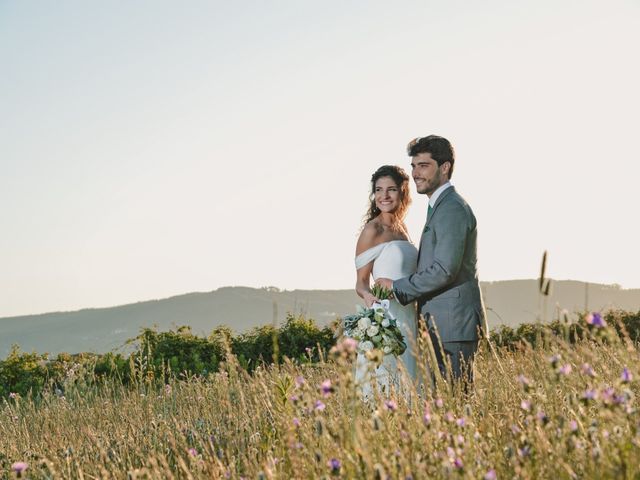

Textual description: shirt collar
[428,181,452,207]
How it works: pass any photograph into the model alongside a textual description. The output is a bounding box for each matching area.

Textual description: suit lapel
[424,186,456,231]
[417,186,456,261]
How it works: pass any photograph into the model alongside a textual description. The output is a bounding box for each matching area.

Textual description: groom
[376,135,485,383]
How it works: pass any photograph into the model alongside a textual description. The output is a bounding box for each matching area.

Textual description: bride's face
[374,176,401,214]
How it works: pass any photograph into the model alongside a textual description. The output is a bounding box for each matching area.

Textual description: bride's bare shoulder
[356,221,383,256]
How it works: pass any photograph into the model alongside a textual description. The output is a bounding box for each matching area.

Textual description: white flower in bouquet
[383,345,392,354]
[357,317,372,330]
[366,325,379,337]
[381,318,390,328]
[360,340,374,352]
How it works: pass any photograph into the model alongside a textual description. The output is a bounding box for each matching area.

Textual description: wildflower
[340,337,358,353]
[520,400,531,412]
[293,417,301,428]
[484,469,497,480]
[444,412,455,422]
[581,363,596,377]
[314,400,326,411]
[453,458,464,469]
[435,398,444,408]
[164,384,172,395]
[517,374,531,391]
[585,312,606,327]
[9,392,17,399]
[11,462,28,474]
[548,354,561,367]
[455,434,465,446]
[582,389,597,402]
[295,376,305,387]
[384,399,398,412]
[328,458,341,473]
[536,411,549,425]
[456,417,466,427]
[569,420,578,433]
[320,379,333,397]
[621,367,632,383]
[558,364,572,375]
[290,394,299,403]
[423,410,432,425]
[187,448,198,457]
[517,445,531,458]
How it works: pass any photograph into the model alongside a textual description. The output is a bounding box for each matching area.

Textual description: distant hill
[1,281,639,357]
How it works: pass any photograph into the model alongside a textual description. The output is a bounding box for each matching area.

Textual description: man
[376,135,485,383]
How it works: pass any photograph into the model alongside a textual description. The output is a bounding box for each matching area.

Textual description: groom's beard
[415,169,444,195]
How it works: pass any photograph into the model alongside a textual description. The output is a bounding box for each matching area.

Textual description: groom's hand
[375,278,393,291]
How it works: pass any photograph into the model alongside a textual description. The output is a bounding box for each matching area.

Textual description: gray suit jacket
[393,186,484,342]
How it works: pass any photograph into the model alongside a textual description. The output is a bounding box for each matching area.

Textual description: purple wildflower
[517,445,531,458]
[569,420,578,432]
[11,462,28,474]
[444,412,455,422]
[484,469,497,480]
[9,392,17,399]
[453,458,464,469]
[517,374,531,390]
[320,379,333,397]
[520,400,531,411]
[581,363,596,377]
[621,367,632,383]
[455,434,465,446]
[290,394,299,403]
[164,384,172,395]
[328,458,341,473]
[295,376,305,387]
[384,399,398,412]
[586,312,606,327]
[536,411,549,424]
[187,448,198,457]
[548,354,561,367]
[558,364,572,375]
[435,398,444,408]
[582,389,597,401]
[423,406,432,425]
[456,417,466,427]
[314,400,326,411]
[293,417,301,428]
[340,337,358,353]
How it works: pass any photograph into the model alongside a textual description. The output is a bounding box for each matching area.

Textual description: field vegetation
[2,310,640,478]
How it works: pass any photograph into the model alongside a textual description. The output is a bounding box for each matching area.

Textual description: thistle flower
[621,367,632,383]
[520,400,531,411]
[435,398,444,408]
[295,376,305,387]
[314,400,326,411]
[586,312,606,327]
[293,417,301,428]
[581,363,596,377]
[516,374,531,391]
[384,399,398,412]
[11,462,28,474]
[456,417,466,428]
[569,420,578,432]
[328,458,341,473]
[319,379,333,397]
[558,364,572,375]
[484,469,497,480]
[187,448,198,457]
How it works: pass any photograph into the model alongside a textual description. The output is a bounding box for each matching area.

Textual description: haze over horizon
[2,1,639,318]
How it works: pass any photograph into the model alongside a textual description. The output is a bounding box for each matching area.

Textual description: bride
[354,165,418,399]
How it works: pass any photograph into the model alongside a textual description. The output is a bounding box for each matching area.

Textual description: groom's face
[411,152,448,196]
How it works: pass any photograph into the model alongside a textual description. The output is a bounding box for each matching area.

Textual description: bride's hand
[363,292,379,308]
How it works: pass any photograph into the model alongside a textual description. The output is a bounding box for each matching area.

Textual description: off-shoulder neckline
[355,239,413,259]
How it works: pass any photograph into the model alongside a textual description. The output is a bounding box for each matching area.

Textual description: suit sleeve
[394,201,470,305]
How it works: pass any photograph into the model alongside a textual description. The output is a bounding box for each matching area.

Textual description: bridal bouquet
[342,286,407,356]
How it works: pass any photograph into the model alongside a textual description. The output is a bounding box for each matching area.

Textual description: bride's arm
[355,224,379,308]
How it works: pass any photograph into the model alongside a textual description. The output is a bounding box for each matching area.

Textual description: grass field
[2,317,639,479]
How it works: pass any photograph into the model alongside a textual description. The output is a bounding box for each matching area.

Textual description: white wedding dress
[354,240,419,400]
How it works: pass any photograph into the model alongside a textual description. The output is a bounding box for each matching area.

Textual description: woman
[354,165,418,399]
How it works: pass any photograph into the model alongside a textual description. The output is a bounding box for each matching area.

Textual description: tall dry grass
[1,321,640,479]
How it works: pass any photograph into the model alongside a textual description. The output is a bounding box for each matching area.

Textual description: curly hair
[363,165,411,230]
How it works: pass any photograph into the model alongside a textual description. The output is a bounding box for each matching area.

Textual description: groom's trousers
[429,330,478,384]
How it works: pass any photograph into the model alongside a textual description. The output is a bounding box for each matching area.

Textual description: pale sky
[1,1,639,317]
